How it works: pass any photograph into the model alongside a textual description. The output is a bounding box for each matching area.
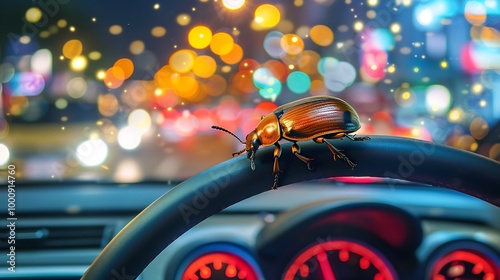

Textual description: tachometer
[284,240,397,280]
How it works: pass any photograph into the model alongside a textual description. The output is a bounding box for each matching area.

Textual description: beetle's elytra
[213,95,370,190]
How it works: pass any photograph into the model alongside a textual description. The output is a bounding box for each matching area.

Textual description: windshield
[1,0,498,183]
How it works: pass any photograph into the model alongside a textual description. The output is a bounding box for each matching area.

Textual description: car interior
[1,0,499,280]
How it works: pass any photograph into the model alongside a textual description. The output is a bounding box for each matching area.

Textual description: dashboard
[1,181,500,280]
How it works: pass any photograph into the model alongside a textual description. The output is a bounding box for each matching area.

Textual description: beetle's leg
[291,143,314,170]
[272,143,282,190]
[314,137,357,169]
[345,134,371,141]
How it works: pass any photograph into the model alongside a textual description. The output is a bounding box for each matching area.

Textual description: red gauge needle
[317,251,336,280]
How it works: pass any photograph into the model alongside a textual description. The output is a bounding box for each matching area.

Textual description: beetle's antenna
[211,125,245,144]
[232,149,245,157]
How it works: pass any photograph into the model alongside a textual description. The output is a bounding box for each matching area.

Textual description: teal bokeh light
[286,71,311,94]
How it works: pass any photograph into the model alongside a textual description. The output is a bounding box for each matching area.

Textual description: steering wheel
[82,136,500,279]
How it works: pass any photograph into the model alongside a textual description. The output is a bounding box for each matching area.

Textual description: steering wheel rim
[82,136,500,280]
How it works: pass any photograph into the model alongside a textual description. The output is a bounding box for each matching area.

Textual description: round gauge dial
[181,252,259,280]
[284,240,397,280]
[429,250,499,280]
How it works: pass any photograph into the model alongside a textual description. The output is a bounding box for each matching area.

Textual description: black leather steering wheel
[82,136,500,280]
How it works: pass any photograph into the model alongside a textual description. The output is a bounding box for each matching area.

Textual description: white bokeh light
[0,144,10,166]
[118,126,142,150]
[222,0,245,10]
[76,139,108,166]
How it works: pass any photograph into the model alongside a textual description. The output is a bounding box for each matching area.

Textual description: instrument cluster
[166,198,500,280]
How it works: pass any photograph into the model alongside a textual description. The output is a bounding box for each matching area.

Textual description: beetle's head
[245,131,261,170]
[211,125,261,170]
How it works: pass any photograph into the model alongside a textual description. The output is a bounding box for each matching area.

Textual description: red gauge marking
[317,251,337,280]
[200,266,211,279]
[299,264,310,278]
[283,240,397,280]
[430,250,499,280]
[339,249,349,262]
[225,264,237,278]
[360,257,370,270]
[181,252,259,280]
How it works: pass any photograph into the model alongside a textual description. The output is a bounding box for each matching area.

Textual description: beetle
[212,95,370,190]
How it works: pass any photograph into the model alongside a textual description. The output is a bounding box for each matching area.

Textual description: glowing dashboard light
[0,144,10,166]
[76,139,108,166]
[118,126,142,150]
[222,0,245,10]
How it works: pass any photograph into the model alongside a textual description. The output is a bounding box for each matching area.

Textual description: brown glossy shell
[275,96,361,141]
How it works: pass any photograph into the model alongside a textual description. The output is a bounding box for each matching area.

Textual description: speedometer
[283,240,397,280]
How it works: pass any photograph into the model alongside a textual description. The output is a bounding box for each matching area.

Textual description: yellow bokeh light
[172,76,199,99]
[109,25,123,35]
[367,0,378,6]
[193,55,217,78]
[280,34,304,55]
[470,117,489,140]
[472,83,483,94]
[220,43,243,65]
[114,58,134,80]
[62,39,83,59]
[89,51,102,60]
[448,108,463,123]
[96,70,106,80]
[310,25,334,47]
[401,91,411,100]
[440,60,448,68]
[353,21,364,32]
[151,26,166,37]
[20,36,31,44]
[104,67,124,89]
[26,7,43,23]
[153,3,160,9]
[57,19,67,28]
[40,31,50,38]
[390,23,401,33]
[294,0,304,6]
[188,26,213,49]
[254,4,281,28]
[177,14,191,26]
[169,49,196,73]
[210,32,234,55]
[55,98,68,110]
[387,65,396,73]
[129,40,145,55]
[70,56,88,72]
[69,26,76,32]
